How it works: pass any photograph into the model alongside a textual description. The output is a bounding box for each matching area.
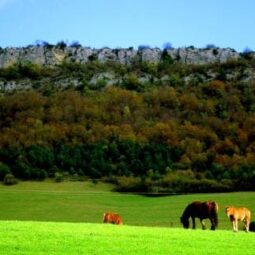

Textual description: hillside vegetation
[1,56,255,192]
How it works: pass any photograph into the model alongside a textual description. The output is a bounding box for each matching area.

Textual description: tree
[163,42,173,50]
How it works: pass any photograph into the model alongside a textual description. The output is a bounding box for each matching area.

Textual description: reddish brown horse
[180,201,219,230]
[103,212,123,225]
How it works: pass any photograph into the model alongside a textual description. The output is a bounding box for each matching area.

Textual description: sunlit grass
[0,181,254,230]
[1,221,254,255]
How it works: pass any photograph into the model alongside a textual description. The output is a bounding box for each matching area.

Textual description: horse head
[180,216,189,229]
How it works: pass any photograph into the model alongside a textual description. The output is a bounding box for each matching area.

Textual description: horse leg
[244,218,249,232]
[235,220,238,232]
[192,217,196,229]
[232,220,236,232]
[210,218,216,230]
[200,219,206,230]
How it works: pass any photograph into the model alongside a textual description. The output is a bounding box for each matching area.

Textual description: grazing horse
[225,206,251,232]
[180,201,219,230]
[103,212,123,225]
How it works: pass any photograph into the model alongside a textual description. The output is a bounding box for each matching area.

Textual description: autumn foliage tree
[0,58,255,192]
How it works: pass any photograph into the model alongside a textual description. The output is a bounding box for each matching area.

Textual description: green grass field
[1,181,255,254]
[1,221,255,255]
[0,180,254,229]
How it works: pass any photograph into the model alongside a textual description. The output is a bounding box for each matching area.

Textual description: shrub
[3,174,17,185]
[0,162,11,181]
[212,49,219,55]
[243,47,252,54]
[19,62,42,79]
[37,169,48,181]
[115,176,144,192]
[205,44,217,49]
[70,41,82,48]
[161,49,174,66]
[138,45,151,51]
[241,47,254,60]
[123,73,143,91]
[41,41,54,49]
[163,42,173,50]
[55,172,63,182]
[56,40,67,50]
[0,64,21,80]
[161,170,232,193]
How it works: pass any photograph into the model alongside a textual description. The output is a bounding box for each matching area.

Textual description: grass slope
[1,221,255,255]
[0,181,255,229]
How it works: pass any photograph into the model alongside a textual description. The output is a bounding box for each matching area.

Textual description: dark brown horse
[180,201,219,230]
[249,221,255,232]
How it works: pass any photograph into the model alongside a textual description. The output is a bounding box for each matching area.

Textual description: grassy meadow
[1,181,255,254]
[0,180,255,229]
[1,221,255,255]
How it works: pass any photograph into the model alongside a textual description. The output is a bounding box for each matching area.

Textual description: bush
[205,44,217,49]
[3,174,17,185]
[37,169,48,181]
[115,176,144,192]
[163,42,173,50]
[162,171,232,193]
[56,40,67,50]
[138,45,151,51]
[161,49,174,65]
[70,41,82,48]
[0,162,11,181]
[55,172,63,182]
[123,73,143,91]
[19,62,42,79]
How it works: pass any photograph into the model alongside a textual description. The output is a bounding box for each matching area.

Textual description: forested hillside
[1,54,255,193]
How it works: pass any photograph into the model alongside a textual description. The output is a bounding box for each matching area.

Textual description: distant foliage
[205,44,217,49]
[70,41,82,48]
[161,49,174,66]
[163,42,173,50]
[0,162,11,180]
[0,57,255,192]
[138,45,151,50]
[56,41,67,50]
[243,47,252,53]
[34,40,54,49]
[55,172,64,182]
[3,174,17,185]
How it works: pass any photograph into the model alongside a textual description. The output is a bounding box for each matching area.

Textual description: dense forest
[1,54,255,193]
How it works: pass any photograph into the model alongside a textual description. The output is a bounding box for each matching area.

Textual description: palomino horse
[103,212,123,225]
[180,201,219,230]
[225,206,251,232]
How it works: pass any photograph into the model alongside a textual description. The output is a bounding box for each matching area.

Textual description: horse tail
[211,201,219,227]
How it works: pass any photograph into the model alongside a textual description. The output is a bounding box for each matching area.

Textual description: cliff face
[0,46,242,68]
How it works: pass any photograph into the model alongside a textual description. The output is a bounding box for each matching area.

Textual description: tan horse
[103,212,123,225]
[225,206,251,232]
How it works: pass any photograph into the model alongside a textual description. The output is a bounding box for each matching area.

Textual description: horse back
[103,212,123,225]
[239,207,251,221]
[189,201,218,219]
[226,207,251,221]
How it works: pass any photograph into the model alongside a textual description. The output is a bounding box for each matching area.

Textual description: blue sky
[0,0,254,52]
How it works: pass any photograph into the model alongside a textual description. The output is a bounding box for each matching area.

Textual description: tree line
[0,58,255,192]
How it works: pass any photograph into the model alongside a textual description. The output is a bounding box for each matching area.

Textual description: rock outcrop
[0,45,242,68]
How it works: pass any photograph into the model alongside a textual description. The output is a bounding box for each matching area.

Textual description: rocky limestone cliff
[0,45,243,68]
